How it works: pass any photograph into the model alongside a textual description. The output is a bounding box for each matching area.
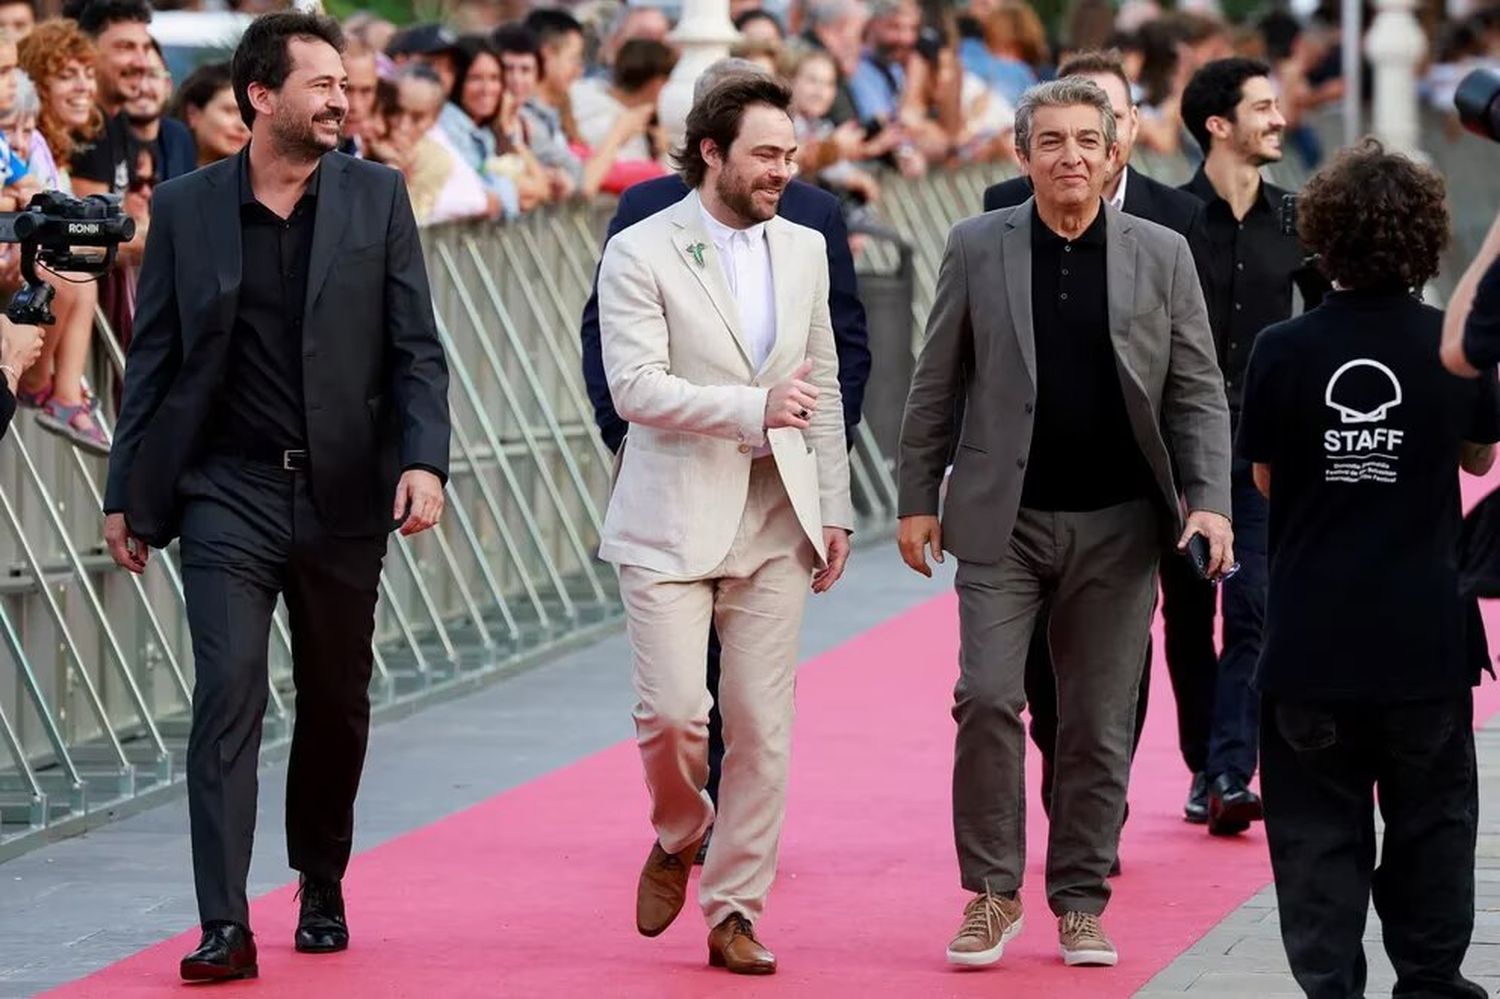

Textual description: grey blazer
[897,199,1232,565]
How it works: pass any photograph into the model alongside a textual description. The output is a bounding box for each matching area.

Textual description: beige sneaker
[1058,911,1117,966]
[945,890,1023,967]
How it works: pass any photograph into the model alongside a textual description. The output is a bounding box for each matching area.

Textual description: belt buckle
[282,449,306,471]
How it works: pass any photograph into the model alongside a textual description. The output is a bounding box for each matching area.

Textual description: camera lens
[1455,66,1500,143]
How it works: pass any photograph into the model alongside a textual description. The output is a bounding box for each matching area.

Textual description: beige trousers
[618,457,816,928]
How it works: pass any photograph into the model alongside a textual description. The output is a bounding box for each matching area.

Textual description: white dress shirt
[1109,165,1129,211]
[700,203,778,372]
[701,202,778,454]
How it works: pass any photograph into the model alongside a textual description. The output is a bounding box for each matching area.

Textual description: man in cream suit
[596,75,853,976]
[897,79,1233,968]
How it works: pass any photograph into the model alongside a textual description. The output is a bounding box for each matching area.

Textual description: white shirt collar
[1108,165,1129,210]
[699,200,768,248]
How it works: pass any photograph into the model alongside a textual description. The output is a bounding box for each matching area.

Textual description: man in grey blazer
[897,78,1233,969]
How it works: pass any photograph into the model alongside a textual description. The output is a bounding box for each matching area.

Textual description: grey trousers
[952,499,1160,916]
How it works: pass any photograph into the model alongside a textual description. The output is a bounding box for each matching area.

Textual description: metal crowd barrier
[1,109,1490,857]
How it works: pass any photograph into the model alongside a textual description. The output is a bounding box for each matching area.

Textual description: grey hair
[12,71,37,118]
[1014,77,1118,158]
[692,57,771,103]
[804,0,862,28]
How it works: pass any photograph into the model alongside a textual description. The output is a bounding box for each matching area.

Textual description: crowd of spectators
[0,0,1482,454]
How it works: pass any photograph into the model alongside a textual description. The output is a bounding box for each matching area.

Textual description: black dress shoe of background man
[1184,772,1210,824]
[180,922,257,981]
[295,877,349,953]
[1207,774,1264,837]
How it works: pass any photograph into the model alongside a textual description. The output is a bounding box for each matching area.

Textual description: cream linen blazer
[596,189,854,578]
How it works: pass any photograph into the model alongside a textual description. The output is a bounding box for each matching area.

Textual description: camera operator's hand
[104,513,149,574]
[0,320,42,391]
[1442,210,1500,377]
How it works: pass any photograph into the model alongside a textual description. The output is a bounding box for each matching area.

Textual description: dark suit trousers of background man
[180,457,387,927]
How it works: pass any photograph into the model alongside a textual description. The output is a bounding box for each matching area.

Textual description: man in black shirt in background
[1241,142,1495,999]
[1178,58,1329,836]
[62,2,195,253]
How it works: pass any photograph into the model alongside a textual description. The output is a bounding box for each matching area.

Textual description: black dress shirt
[1181,168,1327,420]
[215,150,319,453]
[1023,204,1154,511]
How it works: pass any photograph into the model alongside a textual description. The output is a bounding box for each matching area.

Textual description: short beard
[1239,129,1284,167]
[715,166,781,225]
[271,108,341,161]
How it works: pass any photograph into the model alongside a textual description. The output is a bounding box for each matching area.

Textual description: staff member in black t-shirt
[1240,142,1497,999]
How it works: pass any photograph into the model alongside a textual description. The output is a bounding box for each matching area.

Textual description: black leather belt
[228,446,308,471]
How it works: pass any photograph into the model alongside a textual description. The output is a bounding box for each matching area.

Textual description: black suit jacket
[983,165,1205,241]
[104,152,451,546]
[579,175,871,454]
[157,118,198,182]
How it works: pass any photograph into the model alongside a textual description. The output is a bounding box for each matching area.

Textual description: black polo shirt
[213,148,319,454]
[1181,168,1327,422]
[1237,287,1500,700]
[1022,203,1154,511]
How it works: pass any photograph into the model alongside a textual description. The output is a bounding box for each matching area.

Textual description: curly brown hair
[1297,139,1450,291]
[19,18,103,164]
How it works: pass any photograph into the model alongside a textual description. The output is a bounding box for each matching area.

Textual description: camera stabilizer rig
[0,191,135,326]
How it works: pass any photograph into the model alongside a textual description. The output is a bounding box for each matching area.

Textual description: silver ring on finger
[797,407,809,420]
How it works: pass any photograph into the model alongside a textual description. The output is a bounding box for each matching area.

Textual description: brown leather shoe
[636,837,701,937]
[708,913,776,975]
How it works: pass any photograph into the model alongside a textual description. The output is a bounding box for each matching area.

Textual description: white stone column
[1363,0,1427,156]
[658,0,741,151]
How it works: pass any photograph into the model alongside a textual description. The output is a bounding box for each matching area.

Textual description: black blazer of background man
[102,12,450,984]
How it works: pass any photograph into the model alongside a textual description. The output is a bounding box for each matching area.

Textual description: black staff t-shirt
[1237,287,1500,701]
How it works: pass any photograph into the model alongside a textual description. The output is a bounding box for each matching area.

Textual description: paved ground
[2,545,1499,997]
[1138,724,1500,998]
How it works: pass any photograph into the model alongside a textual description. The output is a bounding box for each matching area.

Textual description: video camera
[1456,67,1500,143]
[0,191,135,326]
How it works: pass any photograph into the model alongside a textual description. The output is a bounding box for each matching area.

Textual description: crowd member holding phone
[1240,141,1496,999]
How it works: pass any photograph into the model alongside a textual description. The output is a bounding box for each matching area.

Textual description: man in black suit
[102,13,450,983]
[580,58,871,838]
[983,51,1221,832]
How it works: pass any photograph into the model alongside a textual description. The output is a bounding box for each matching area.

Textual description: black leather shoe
[1184,772,1210,824]
[295,877,349,953]
[1207,774,1263,837]
[180,922,257,981]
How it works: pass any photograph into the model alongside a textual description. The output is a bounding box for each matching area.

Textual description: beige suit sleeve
[805,237,853,531]
[897,225,970,517]
[1161,234,1233,518]
[599,236,770,444]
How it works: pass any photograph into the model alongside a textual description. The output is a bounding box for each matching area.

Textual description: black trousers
[178,458,387,928]
[706,626,723,807]
[1261,693,1485,999]
[1023,552,1219,811]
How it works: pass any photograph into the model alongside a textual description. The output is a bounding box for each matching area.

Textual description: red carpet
[43,475,1500,998]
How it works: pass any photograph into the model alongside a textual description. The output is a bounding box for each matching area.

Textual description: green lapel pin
[687,241,706,267]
